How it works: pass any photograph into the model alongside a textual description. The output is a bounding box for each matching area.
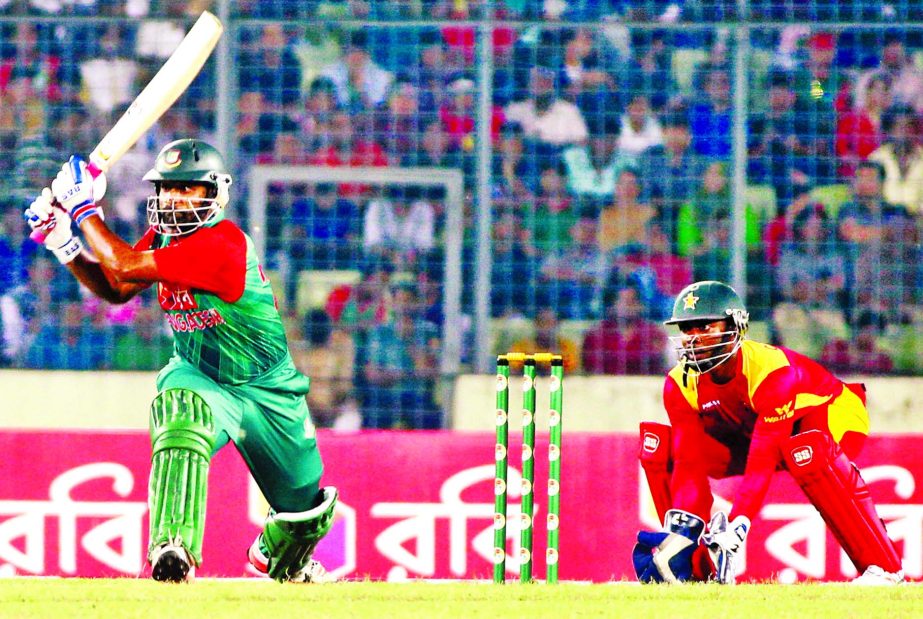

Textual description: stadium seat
[296,269,362,317]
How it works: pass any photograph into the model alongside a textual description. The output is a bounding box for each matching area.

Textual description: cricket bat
[31,10,223,242]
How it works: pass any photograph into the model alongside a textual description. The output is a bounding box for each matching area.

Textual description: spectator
[309,110,389,198]
[0,66,45,140]
[677,161,760,259]
[617,92,663,156]
[23,301,112,370]
[439,73,504,153]
[361,285,441,429]
[111,301,173,371]
[238,24,303,112]
[509,307,580,373]
[404,119,465,170]
[836,161,918,320]
[363,185,436,270]
[868,104,923,217]
[531,165,576,253]
[772,205,849,360]
[562,114,629,200]
[690,68,732,157]
[559,27,615,98]
[538,212,609,320]
[835,75,890,179]
[79,23,140,116]
[762,176,819,268]
[494,122,541,202]
[0,22,62,102]
[374,77,425,162]
[491,210,539,318]
[854,30,923,115]
[319,30,394,112]
[581,283,668,375]
[295,77,339,147]
[325,255,394,330]
[624,29,673,110]
[290,308,360,430]
[287,182,361,272]
[504,65,588,147]
[749,69,832,189]
[598,168,656,256]
[820,310,895,376]
[637,110,705,247]
[614,220,692,320]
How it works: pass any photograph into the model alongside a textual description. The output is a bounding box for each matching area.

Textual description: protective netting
[2,3,922,428]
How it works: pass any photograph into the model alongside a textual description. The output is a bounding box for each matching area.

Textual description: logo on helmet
[682,291,699,310]
[163,149,182,167]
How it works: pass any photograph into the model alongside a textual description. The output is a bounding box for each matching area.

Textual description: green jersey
[139,221,307,391]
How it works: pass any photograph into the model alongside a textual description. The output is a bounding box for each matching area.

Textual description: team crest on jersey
[158,282,198,310]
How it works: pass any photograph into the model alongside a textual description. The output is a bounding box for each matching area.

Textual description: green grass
[0,579,920,618]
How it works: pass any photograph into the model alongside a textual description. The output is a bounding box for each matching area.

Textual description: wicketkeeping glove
[702,511,750,585]
[50,155,106,226]
[24,187,83,264]
[632,509,707,583]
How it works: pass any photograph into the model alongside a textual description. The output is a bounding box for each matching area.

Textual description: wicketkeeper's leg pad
[253,486,338,582]
[782,430,902,574]
[639,422,673,524]
[147,388,216,567]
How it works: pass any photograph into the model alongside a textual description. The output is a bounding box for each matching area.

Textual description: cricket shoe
[248,537,336,583]
[851,565,904,585]
[150,543,195,583]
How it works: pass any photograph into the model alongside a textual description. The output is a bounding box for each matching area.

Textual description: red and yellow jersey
[663,340,869,522]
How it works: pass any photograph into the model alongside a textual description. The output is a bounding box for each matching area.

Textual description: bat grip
[29,228,46,244]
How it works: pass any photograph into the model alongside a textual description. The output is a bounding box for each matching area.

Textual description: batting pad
[639,422,673,524]
[147,388,216,566]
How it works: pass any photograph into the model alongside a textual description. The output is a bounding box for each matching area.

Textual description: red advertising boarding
[0,430,920,582]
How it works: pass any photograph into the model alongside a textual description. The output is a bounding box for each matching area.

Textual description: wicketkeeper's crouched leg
[147,388,216,583]
[248,487,339,583]
[783,430,903,583]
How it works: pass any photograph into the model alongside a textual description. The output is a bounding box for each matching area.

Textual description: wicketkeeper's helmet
[143,139,233,236]
[664,281,750,375]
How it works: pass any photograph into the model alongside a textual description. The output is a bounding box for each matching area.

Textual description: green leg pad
[263,487,338,582]
[147,388,215,566]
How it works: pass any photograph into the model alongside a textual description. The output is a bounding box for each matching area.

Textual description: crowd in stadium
[1,1,923,428]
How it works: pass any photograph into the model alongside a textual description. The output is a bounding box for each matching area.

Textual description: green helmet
[664,280,749,333]
[664,281,750,375]
[143,139,233,236]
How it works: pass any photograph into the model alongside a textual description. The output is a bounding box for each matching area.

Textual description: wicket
[493,352,563,584]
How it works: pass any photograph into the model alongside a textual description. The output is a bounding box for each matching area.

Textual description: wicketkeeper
[25,140,338,583]
[633,280,903,585]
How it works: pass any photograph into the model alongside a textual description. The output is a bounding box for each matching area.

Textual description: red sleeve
[152,221,247,303]
[730,367,798,521]
[134,228,157,251]
[663,377,714,520]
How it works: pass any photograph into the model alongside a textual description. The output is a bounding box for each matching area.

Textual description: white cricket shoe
[150,543,195,583]
[248,536,335,583]
[852,565,904,585]
[289,559,337,584]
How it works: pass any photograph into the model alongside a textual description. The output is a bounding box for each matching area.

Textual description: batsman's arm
[66,216,157,304]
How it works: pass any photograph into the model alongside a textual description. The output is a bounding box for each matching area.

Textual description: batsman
[633,280,903,585]
[24,140,338,583]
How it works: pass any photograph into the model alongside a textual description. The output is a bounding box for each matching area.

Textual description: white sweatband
[51,236,83,265]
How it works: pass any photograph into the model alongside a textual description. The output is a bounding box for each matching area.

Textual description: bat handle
[29,228,46,244]
[87,160,103,179]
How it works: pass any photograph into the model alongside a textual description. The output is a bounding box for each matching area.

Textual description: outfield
[0,579,920,619]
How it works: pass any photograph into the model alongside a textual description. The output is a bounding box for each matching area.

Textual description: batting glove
[51,155,106,226]
[24,187,83,264]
